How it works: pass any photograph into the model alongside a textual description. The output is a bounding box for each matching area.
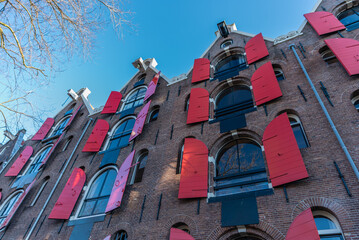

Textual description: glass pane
[217,144,239,176]
[133,99,143,108]
[320,235,343,240]
[216,54,245,72]
[126,91,138,101]
[100,169,117,197]
[315,216,338,230]
[150,110,159,122]
[78,200,96,217]
[292,125,309,149]
[87,172,107,199]
[119,135,130,147]
[114,123,127,136]
[354,100,359,111]
[216,86,252,110]
[0,193,21,217]
[124,119,135,131]
[238,143,265,172]
[139,155,148,169]
[92,197,109,215]
[108,138,120,150]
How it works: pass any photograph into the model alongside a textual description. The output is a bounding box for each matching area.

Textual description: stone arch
[162,214,198,238]
[104,221,134,240]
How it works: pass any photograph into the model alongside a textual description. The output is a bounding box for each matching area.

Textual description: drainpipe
[289,45,359,181]
[25,118,93,240]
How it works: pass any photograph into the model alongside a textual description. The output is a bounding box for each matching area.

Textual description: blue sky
[33,0,315,133]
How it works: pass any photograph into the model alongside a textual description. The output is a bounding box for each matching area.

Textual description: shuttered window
[49,168,86,219]
[122,87,146,111]
[64,104,82,130]
[214,54,248,81]
[192,58,210,83]
[304,11,345,35]
[101,91,122,114]
[250,62,282,106]
[5,146,33,177]
[286,209,320,240]
[186,88,209,124]
[25,146,52,175]
[337,6,359,31]
[129,101,151,142]
[262,113,308,187]
[170,228,195,240]
[82,119,110,152]
[31,118,54,141]
[245,33,269,64]
[144,71,161,101]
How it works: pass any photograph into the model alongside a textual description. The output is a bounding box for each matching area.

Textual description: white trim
[0,189,24,231]
[312,210,344,237]
[351,94,359,109]
[48,115,72,137]
[0,147,7,156]
[71,165,118,220]
[20,144,53,177]
[30,179,49,207]
[130,151,148,184]
[119,86,148,112]
[62,137,73,152]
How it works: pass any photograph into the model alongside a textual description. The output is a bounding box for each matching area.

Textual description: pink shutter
[192,58,210,83]
[304,12,345,36]
[5,146,33,177]
[103,235,111,240]
[286,209,320,240]
[262,113,308,187]
[144,71,161,101]
[170,228,195,240]
[0,192,2,202]
[187,88,209,124]
[64,104,82,130]
[251,62,282,106]
[0,180,36,230]
[178,138,208,199]
[105,150,135,213]
[49,168,86,219]
[129,101,151,142]
[32,118,54,140]
[82,119,110,152]
[40,132,65,167]
[101,91,123,114]
[245,33,269,64]
[325,38,359,76]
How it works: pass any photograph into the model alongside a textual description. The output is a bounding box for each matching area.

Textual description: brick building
[0,0,358,239]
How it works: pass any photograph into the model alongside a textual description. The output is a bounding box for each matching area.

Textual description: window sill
[41,134,61,144]
[68,214,106,226]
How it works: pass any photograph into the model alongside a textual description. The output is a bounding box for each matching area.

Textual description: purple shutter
[144,71,161,101]
[129,101,151,142]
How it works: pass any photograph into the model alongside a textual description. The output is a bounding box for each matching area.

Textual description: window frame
[287,114,310,149]
[72,166,118,220]
[213,54,248,81]
[21,144,53,176]
[130,151,149,184]
[313,210,344,239]
[351,94,359,111]
[272,65,285,81]
[148,108,159,123]
[0,190,23,228]
[220,39,233,49]
[337,6,359,31]
[30,178,49,207]
[48,115,72,138]
[113,230,128,240]
[319,46,338,65]
[120,86,147,111]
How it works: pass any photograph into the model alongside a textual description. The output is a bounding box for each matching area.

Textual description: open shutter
[32,118,54,141]
[304,12,345,36]
[262,113,308,187]
[0,180,36,230]
[5,146,33,177]
[251,62,282,106]
[129,101,151,142]
[101,91,122,114]
[49,168,86,219]
[64,104,82,130]
[103,235,111,240]
[186,88,209,124]
[82,119,110,152]
[286,209,320,240]
[325,38,359,76]
[144,71,161,101]
[105,150,135,213]
[192,58,210,83]
[178,138,208,199]
[170,228,195,240]
[245,33,269,64]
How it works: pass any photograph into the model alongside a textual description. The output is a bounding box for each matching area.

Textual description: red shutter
[245,33,269,64]
[64,104,82,130]
[325,38,359,76]
[192,58,210,83]
[49,168,86,219]
[144,71,161,101]
[5,146,33,177]
[178,138,208,199]
[186,88,209,124]
[40,133,65,167]
[31,118,54,140]
[170,228,195,240]
[304,12,345,36]
[286,209,320,240]
[82,119,110,152]
[262,113,308,187]
[251,62,282,106]
[105,150,135,213]
[129,101,151,142]
[0,180,36,230]
[101,91,123,114]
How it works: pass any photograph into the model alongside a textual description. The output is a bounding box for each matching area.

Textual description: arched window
[172,222,190,234]
[215,139,268,197]
[215,86,254,118]
[337,5,359,31]
[148,108,159,122]
[313,210,344,239]
[77,167,117,218]
[351,91,359,111]
[49,116,71,137]
[0,190,23,225]
[131,151,148,184]
[287,114,310,149]
[113,230,128,240]
[30,177,49,206]
[214,54,248,81]
[122,87,147,111]
[24,145,52,175]
[184,95,190,112]
[272,64,285,81]
[176,137,195,174]
[319,46,337,64]
[62,136,73,152]
[106,118,136,150]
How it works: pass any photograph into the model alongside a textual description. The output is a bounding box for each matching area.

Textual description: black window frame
[213,54,248,81]
[337,6,359,31]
